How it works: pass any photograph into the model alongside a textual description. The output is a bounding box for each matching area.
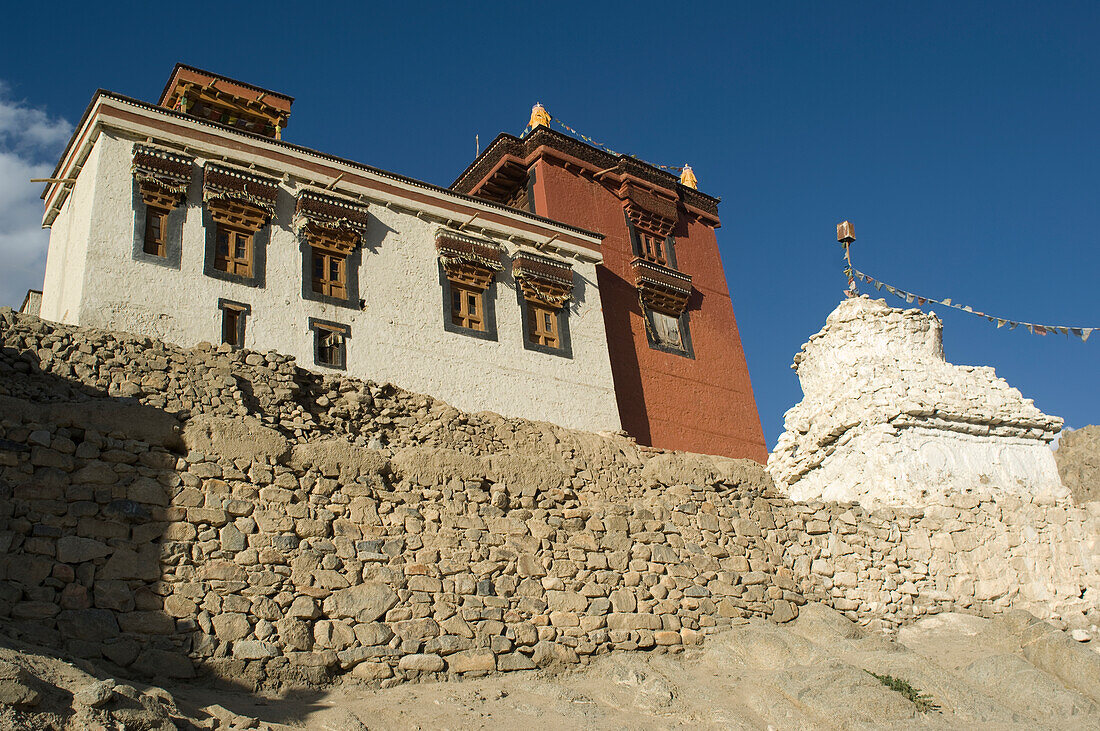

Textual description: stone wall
[0,308,1098,689]
[1057,426,1100,504]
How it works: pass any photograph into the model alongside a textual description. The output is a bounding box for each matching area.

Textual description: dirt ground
[2,602,1098,730]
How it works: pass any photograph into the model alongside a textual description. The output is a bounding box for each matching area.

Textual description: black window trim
[642,306,695,359]
[517,286,573,359]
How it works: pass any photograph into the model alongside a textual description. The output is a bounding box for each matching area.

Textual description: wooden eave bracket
[206,198,270,232]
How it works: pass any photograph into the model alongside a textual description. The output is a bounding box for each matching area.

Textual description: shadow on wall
[595,265,650,445]
[0,309,811,728]
[0,336,337,725]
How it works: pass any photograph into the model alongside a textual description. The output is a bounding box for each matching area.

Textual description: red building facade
[453,124,767,462]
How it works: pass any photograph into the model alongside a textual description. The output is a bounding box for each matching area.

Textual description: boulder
[0,660,40,708]
[323,583,398,623]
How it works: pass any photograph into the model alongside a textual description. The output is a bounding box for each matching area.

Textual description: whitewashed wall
[39,140,104,325]
[42,132,622,434]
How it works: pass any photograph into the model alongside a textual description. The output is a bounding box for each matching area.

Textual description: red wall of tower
[531,158,767,462]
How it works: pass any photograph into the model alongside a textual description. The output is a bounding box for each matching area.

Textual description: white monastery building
[35,65,620,432]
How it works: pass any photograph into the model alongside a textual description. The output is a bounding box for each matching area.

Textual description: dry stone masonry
[768,296,1066,507]
[0,306,1097,690]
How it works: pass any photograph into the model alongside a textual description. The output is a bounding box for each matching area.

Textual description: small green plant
[865,670,939,713]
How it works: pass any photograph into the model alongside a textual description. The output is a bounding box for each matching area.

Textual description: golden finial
[529,103,551,130]
[679,165,697,189]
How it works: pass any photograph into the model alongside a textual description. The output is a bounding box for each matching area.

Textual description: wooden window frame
[517,288,572,358]
[218,299,250,349]
[142,206,170,257]
[627,214,677,269]
[439,262,498,342]
[132,180,186,269]
[311,247,348,300]
[527,301,561,348]
[450,282,486,332]
[214,223,254,278]
[637,230,667,265]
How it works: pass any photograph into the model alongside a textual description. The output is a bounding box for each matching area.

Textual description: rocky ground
[1,603,1097,730]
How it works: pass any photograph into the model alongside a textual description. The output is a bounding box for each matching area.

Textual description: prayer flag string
[842,256,1095,343]
[521,118,685,173]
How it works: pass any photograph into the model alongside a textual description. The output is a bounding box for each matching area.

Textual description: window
[643,307,694,358]
[637,231,666,265]
[310,319,350,370]
[143,207,169,257]
[451,283,485,331]
[650,311,683,349]
[312,248,347,299]
[223,309,241,346]
[214,224,253,277]
[317,329,344,367]
[218,299,250,348]
[527,302,560,348]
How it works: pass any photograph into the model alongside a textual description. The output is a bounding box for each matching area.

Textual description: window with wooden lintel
[309,319,349,370]
[131,145,193,268]
[295,191,368,308]
[513,251,574,358]
[202,163,278,287]
[630,256,695,358]
[436,229,503,341]
[218,299,250,348]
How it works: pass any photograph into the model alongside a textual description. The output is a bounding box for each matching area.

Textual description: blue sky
[0,2,1096,446]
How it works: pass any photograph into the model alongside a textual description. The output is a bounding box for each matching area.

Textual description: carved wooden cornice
[513,250,574,308]
[131,144,193,209]
[436,229,504,290]
[203,163,279,229]
[631,257,693,315]
[295,190,369,254]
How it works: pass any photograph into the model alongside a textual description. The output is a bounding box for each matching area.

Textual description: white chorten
[768,296,1067,507]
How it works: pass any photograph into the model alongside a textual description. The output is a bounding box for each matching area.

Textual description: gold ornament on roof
[680,165,697,189]
[529,103,551,129]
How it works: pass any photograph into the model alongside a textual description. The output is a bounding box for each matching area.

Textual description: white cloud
[0,83,70,308]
